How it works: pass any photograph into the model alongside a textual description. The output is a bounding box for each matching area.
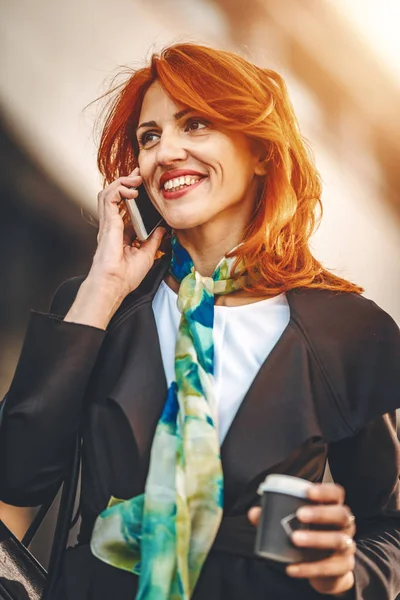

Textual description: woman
[1,43,400,600]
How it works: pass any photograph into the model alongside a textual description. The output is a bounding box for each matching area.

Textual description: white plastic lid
[257,474,312,499]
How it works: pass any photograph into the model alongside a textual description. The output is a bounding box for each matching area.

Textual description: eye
[185,118,209,132]
[138,131,160,148]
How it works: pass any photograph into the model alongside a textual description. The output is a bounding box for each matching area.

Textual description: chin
[162,210,211,231]
[164,219,204,231]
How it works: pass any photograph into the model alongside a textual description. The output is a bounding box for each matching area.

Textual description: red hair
[97,43,362,295]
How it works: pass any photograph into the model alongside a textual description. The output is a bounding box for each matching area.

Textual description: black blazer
[1,254,400,600]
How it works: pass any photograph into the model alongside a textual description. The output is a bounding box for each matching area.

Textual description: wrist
[64,277,125,330]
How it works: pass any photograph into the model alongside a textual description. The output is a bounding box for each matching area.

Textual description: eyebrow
[136,108,193,133]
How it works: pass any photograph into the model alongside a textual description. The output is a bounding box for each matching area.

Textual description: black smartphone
[123,184,164,241]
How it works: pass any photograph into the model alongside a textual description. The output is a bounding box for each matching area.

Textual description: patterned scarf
[90,235,246,599]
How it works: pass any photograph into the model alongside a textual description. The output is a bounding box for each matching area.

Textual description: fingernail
[297,507,313,521]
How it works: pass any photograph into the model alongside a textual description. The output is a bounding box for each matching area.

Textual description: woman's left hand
[248,482,357,596]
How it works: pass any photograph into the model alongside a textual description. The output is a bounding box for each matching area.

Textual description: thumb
[140,226,167,258]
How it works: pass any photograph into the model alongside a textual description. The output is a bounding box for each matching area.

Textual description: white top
[152,280,290,443]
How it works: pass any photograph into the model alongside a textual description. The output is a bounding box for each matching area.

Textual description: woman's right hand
[64,167,166,329]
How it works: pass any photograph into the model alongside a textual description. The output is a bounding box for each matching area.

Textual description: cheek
[137,153,152,179]
[137,153,144,174]
[217,139,255,181]
[220,153,254,193]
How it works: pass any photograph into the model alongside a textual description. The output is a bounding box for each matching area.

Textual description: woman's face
[137,80,264,232]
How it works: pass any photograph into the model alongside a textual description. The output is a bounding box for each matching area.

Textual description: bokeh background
[1,0,399,568]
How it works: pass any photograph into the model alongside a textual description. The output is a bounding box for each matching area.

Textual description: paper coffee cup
[254,474,334,564]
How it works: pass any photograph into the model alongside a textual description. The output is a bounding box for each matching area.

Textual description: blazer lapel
[220,292,324,510]
[106,256,170,475]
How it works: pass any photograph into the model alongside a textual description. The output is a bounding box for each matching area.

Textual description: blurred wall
[1,0,398,326]
[0,0,399,557]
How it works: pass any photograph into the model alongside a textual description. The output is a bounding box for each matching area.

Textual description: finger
[128,166,140,177]
[107,168,141,191]
[118,173,142,189]
[119,203,131,228]
[98,179,138,211]
[286,551,355,579]
[102,187,139,235]
[97,173,140,242]
[307,483,345,505]
[291,530,355,552]
[97,186,134,240]
[103,185,139,208]
[309,572,355,596]
[297,504,355,530]
[248,507,261,527]
[99,179,140,215]
[110,168,142,195]
[138,227,167,259]
[127,227,166,268]
[123,223,136,247]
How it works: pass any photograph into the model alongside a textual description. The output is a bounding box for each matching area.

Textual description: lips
[161,176,206,200]
[159,169,207,189]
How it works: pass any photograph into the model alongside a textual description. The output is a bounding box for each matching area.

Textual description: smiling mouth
[162,175,205,193]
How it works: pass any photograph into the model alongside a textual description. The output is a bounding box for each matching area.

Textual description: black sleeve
[328,413,400,600]
[0,278,106,507]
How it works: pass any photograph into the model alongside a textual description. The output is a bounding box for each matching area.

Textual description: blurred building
[0,0,399,565]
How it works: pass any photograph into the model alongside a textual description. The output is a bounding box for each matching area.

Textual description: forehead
[139,80,184,121]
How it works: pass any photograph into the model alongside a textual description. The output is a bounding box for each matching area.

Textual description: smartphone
[123,185,164,242]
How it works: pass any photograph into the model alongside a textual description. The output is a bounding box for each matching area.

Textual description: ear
[250,139,269,176]
[254,157,268,176]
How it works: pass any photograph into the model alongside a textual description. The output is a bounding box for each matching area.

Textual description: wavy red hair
[96,43,362,295]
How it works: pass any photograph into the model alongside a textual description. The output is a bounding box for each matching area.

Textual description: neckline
[159,279,287,311]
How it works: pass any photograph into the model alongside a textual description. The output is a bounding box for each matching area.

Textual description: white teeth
[163,175,203,192]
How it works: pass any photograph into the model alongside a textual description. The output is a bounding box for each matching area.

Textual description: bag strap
[0,396,82,598]
[42,433,81,600]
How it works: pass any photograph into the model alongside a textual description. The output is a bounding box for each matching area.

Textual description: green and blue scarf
[90,235,246,599]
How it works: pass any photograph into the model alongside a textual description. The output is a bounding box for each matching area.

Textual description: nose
[155,130,188,166]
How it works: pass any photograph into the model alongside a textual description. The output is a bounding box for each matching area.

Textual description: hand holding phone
[65,169,167,330]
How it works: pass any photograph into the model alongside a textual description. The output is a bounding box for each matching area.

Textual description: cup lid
[257,474,312,499]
